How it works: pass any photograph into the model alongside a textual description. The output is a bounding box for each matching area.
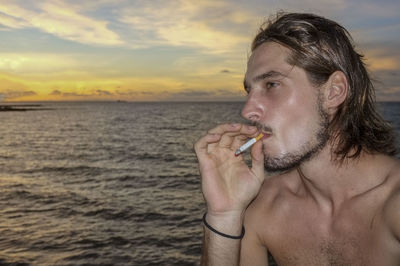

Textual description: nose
[241,90,264,123]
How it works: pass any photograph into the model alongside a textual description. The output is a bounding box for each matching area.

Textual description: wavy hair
[252,12,397,159]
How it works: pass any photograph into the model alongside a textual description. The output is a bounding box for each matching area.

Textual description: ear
[323,71,348,111]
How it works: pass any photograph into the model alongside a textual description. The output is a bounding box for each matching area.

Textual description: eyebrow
[243,70,286,90]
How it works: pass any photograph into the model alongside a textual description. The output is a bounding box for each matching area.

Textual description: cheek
[274,103,318,149]
[278,117,310,150]
[281,123,310,149]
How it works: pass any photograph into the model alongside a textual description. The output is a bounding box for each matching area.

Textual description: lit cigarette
[234,133,264,156]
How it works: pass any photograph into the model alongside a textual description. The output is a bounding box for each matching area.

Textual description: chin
[264,157,299,174]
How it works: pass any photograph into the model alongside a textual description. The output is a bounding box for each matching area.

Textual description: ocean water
[0,101,399,266]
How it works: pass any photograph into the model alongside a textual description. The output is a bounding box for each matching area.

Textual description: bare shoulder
[253,171,295,202]
[382,157,400,241]
[245,170,299,224]
[239,174,296,266]
[243,169,301,256]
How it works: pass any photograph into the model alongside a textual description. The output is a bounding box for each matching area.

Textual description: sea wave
[1,102,399,265]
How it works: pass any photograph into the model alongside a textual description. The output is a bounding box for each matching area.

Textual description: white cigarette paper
[234,133,264,156]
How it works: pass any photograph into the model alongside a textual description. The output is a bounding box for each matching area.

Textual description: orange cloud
[367,57,400,71]
[0,1,122,46]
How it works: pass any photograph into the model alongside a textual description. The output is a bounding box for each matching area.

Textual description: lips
[261,132,272,140]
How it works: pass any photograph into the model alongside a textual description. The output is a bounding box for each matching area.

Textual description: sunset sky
[0,0,399,102]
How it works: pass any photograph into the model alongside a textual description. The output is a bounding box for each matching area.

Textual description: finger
[194,133,221,160]
[208,123,258,137]
[218,134,235,148]
[240,124,259,136]
[208,123,242,135]
[230,125,259,149]
[230,134,250,150]
[205,123,259,151]
[250,140,265,183]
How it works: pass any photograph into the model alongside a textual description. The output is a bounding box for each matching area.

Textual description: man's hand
[194,123,265,216]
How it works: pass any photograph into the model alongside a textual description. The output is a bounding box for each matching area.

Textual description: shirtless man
[194,13,400,265]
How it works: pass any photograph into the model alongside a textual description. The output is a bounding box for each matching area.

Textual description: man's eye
[266,82,279,89]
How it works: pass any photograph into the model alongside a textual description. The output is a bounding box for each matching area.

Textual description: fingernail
[246,125,257,130]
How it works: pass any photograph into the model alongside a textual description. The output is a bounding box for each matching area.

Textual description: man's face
[242,42,330,172]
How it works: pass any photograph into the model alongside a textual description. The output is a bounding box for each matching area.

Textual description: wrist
[203,213,245,239]
[204,210,245,236]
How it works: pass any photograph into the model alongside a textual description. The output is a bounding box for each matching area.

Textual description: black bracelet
[202,212,245,240]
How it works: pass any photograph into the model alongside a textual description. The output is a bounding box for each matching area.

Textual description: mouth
[261,131,272,140]
[261,132,272,139]
[261,130,272,139]
[249,122,272,139]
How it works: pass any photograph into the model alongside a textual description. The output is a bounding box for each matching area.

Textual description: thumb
[250,140,265,182]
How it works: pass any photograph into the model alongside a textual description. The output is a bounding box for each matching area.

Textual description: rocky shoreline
[0,104,52,112]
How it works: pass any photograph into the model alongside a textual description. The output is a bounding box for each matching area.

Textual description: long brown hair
[252,12,397,160]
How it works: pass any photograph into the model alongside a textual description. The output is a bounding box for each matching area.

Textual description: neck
[297,144,391,214]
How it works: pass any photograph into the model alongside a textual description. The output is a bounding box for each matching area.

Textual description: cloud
[0,53,81,74]
[363,44,400,72]
[0,76,29,91]
[0,90,37,100]
[177,89,212,97]
[95,89,112,96]
[0,9,30,29]
[119,0,252,53]
[368,57,400,71]
[0,1,122,46]
[0,0,398,102]
[47,88,125,99]
[0,53,132,79]
[49,89,62,95]
[60,91,96,98]
[359,43,400,102]
[48,89,112,98]
[371,66,400,101]
[0,56,27,72]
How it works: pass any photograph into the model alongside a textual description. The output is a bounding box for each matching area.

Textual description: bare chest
[264,204,395,265]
